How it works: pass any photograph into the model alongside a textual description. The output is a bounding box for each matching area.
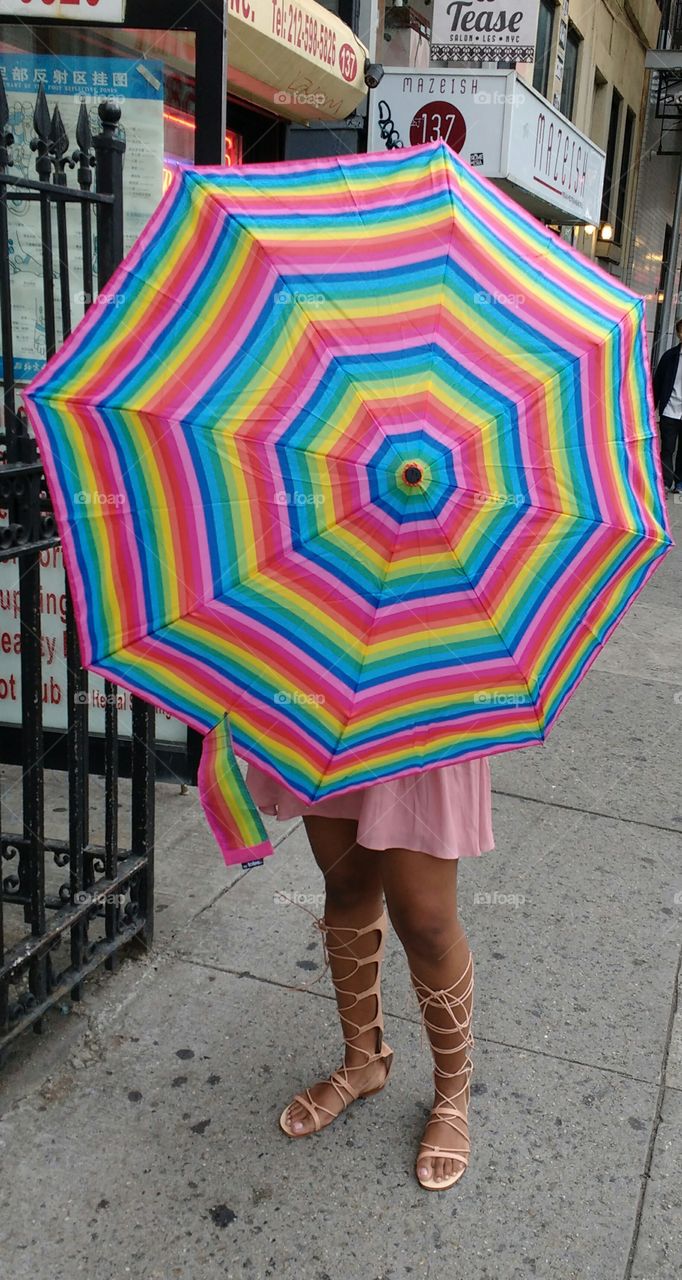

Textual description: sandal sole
[279,1049,393,1138]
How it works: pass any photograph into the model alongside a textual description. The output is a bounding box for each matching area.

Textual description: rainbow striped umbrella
[24,142,671,868]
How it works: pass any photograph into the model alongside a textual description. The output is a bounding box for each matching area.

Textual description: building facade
[0,0,371,169]
[373,0,661,270]
[1,0,675,344]
[524,0,661,274]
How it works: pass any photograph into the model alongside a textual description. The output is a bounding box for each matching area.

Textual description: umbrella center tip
[403,463,423,487]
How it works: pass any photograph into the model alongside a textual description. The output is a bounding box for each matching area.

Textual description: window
[533,0,556,98]
[614,108,635,245]
[600,88,622,225]
[590,69,608,144]
[560,25,581,119]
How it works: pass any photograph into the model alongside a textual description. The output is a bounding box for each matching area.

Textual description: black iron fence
[0,80,155,1058]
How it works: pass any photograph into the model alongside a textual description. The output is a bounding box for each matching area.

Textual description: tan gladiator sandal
[410,952,474,1191]
[279,908,394,1138]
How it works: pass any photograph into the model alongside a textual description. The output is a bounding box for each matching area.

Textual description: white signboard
[368,69,605,225]
[431,0,539,59]
[0,54,164,382]
[0,0,126,20]
[0,546,185,742]
[368,71,509,175]
[506,84,605,224]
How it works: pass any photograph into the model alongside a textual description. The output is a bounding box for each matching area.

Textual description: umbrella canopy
[24,141,671,867]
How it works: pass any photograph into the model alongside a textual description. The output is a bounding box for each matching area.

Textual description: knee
[388,901,457,963]
[323,868,380,913]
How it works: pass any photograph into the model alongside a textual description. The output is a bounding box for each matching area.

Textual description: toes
[416,1155,462,1185]
[286,1102,309,1134]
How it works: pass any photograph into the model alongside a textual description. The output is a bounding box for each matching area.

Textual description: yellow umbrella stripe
[321,716,541,784]
[358,615,493,661]
[199,152,453,206]
[439,284,553,382]
[66,199,206,396]
[341,679,520,737]
[458,178,629,341]
[113,410,182,621]
[56,405,126,647]
[174,617,347,736]
[526,537,640,700]
[134,233,257,409]
[246,208,452,245]
[244,570,373,656]
[536,554,653,725]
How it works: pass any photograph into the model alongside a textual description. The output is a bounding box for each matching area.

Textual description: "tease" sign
[431,0,539,54]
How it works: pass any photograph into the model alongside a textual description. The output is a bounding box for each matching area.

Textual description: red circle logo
[409,101,466,153]
[339,44,358,83]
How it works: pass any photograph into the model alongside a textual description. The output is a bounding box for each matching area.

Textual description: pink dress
[245,759,495,860]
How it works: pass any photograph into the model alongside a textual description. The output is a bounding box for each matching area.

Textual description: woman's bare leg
[282,814,388,1135]
[379,848,472,1186]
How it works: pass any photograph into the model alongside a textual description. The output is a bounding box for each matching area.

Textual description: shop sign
[368,71,514,177]
[368,69,605,224]
[505,85,604,223]
[431,0,539,60]
[0,0,126,20]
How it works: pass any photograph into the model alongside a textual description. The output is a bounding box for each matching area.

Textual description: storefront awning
[369,69,605,225]
[50,3,369,127]
[228,0,368,123]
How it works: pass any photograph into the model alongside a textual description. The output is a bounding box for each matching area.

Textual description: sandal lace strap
[411,953,474,1169]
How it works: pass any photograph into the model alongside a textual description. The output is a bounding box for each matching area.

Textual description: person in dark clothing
[653,318,682,492]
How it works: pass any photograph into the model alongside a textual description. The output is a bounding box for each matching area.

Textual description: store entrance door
[124,0,226,163]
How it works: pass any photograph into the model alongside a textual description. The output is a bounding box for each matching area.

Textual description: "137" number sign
[409,100,467,152]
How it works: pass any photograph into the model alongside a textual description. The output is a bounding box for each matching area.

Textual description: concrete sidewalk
[1,503,681,1280]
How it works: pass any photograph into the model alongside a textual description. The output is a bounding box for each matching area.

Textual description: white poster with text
[0,54,163,383]
[431,0,539,57]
